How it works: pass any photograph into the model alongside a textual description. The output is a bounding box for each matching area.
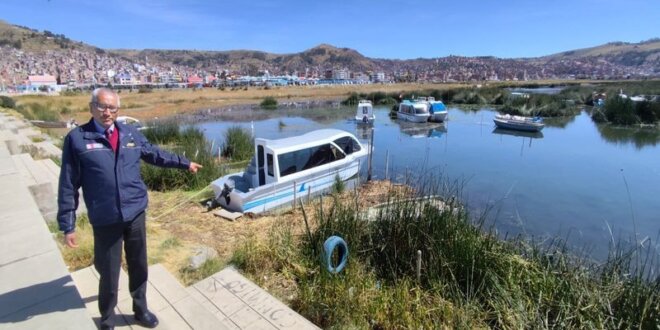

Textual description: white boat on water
[355,100,375,125]
[116,116,146,130]
[397,99,430,123]
[427,97,448,122]
[493,114,544,132]
[211,129,369,214]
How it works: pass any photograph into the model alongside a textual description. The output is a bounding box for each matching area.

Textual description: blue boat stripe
[243,176,340,211]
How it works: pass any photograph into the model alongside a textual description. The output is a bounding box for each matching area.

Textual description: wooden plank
[213,209,243,221]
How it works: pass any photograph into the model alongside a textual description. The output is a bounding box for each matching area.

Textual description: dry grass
[141,180,406,284]
[11,82,576,124]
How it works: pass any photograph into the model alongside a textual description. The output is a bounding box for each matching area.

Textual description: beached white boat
[211,129,369,214]
[397,99,430,123]
[493,114,544,132]
[427,97,448,122]
[355,100,375,125]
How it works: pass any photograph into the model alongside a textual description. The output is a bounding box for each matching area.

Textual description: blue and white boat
[493,114,544,132]
[397,99,430,123]
[427,97,448,122]
[211,129,369,214]
[355,100,375,125]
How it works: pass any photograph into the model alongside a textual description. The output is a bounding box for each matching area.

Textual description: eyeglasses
[92,102,119,113]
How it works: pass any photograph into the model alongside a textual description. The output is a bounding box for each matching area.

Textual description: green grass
[179,258,223,286]
[231,182,660,329]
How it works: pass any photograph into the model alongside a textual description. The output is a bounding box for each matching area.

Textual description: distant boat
[493,114,544,132]
[211,129,369,214]
[116,116,146,130]
[427,97,448,122]
[397,99,430,123]
[355,100,375,125]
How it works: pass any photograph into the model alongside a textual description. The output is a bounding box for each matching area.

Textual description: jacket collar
[81,118,135,141]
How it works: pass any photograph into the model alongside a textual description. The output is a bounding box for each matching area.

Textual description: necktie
[106,128,118,152]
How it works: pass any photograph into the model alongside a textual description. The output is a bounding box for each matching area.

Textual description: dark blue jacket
[57,119,191,233]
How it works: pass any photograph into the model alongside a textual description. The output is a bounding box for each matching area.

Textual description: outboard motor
[219,179,235,205]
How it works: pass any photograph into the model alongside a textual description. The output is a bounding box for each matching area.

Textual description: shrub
[260,96,278,110]
[0,95,16,109]
[605,96,639,125]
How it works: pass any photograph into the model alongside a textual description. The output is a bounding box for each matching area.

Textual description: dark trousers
[93,211,148,328]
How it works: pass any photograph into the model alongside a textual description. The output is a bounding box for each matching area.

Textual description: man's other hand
[189,162,203,174]
[64,232,79,248]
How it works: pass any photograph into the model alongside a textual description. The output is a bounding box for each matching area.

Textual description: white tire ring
[323,236,349,273]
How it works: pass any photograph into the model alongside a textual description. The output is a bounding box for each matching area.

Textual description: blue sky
[1,0,658,59]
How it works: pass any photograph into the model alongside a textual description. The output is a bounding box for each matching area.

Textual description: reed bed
[140,120,224,191]
[232,178,659,329]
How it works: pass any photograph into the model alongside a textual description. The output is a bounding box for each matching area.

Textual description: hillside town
[1,39,658,94]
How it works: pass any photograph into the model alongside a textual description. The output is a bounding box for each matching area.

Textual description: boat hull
[355,115,375,125]
[493,118,544,132]
[397,111,430,123]
[212,160,362,214]
[429,112,448,122]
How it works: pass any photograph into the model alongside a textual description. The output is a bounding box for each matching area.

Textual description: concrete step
[37,158,60,195]
[189,266,319,330]
[72,264,234,329]
[17,127,42,138]
[33,141,62,158]
[11,153,58,221]
[0,169,94,330]
[35,157,87,216]
[11,154,38,186]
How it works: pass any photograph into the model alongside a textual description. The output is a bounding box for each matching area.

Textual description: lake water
[196,106,660,258]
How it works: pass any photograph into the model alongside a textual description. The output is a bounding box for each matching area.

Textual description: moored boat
[397,99,430,123]
[211,129,369,214]
[493,114,544,132]
[355,100,375,125]
[427,97,448,122]
[116,116,146,130]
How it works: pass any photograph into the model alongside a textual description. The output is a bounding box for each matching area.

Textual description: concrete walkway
[0,112,95,329]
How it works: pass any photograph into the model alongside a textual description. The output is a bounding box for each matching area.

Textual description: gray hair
[90,88,121,107]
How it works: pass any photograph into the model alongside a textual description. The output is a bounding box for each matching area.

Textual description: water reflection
[542,115,577,128]
[597,124,660,149]
[396,120,447,138]
[492,127,544,139]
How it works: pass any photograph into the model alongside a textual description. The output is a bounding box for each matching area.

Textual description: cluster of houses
[0,46,391,94]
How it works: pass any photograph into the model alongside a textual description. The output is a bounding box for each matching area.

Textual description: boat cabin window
[333,136,361,155]
[267,153,274,176]
[362,106,370,114]
[278,143,346,177]
[258,145,265,186]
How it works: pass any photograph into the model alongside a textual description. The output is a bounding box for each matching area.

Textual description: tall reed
[233,177,660,328]
[140,120,223,191]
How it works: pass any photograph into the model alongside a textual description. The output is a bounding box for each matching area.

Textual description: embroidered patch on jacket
[86,143,105,150]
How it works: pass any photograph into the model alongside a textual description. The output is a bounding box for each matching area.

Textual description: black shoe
[134,310,159,328]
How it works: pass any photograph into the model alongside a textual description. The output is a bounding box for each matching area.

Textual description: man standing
[57,88,202,329]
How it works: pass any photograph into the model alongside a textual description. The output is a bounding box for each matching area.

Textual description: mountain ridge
[1,20,659,84]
